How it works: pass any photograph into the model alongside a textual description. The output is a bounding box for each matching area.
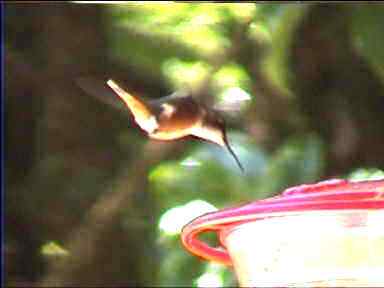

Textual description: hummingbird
[76,77,244,172]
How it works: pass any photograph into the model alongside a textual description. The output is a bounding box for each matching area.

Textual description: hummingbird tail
[223,134,244,173]
[106,79,153,121]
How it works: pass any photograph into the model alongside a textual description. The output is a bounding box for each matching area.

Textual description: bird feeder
[181,179,384,287]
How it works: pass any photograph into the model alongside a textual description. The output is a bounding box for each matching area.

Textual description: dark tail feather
[223,133,244,173]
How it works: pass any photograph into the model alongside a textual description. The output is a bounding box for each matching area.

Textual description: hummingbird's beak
[191,124,244,172]
[222,132,244,173]
[106,79,159,134]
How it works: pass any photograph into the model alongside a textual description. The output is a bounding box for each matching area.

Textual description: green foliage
[349,5,384,84]
[104,3,384,285]
[7,2,384,287]
[149,133,324,286]
[212,63,252,94]
[40,241,69,257]
[262,134,325,194]
[259,4,311,96]
[162,58,213,90]
[347,168,384,181]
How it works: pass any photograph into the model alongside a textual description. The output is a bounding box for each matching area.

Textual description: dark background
[5,3,384,287]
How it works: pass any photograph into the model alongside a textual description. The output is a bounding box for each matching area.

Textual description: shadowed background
[5,3,384,287]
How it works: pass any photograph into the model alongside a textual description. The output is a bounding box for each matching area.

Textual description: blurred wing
[148,89,191,107]
[75,76,128,112]
[214,86,251,114]
[212,101,246,120]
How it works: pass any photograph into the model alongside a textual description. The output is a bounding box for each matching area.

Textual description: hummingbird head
[192,109,226,146]
[194,109,244,172]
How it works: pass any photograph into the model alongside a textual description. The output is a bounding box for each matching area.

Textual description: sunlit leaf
[212,63,251,91]
[180,157,202,168]
[348,168,384,182]
[162,58,212,89]
[41,241,69,257]
[247,22,271,44]
[196,272,223,288]
[158,199,217,236]
[224,3,257,22]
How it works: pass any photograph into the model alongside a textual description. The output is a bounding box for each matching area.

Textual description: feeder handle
[181,222,233,266]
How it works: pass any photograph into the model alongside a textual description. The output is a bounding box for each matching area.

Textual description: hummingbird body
[80,78,244,172]
[149,96,203,140]
[148,97,227,149]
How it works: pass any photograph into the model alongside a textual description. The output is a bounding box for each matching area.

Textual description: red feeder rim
[181,179,384,266]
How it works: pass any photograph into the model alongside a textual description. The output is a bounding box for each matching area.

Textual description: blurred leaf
[247,22,272,45]
[107,25,201,81]
[149,132,270,210]
[158,199,217,236]
[12,3,384,287]
[260,134,325,195]
[196,274,222,287]
[41,241,69,257]
[347,168,384,181]
[216,3,256,23]
[162,58,212,90]
[260,4,311,96]
[349,5,384,84]
[212,63,252,92]
[254,3,286,23]
[196,270,223,288]
[157,240,205,286]
[107,3,233,78]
